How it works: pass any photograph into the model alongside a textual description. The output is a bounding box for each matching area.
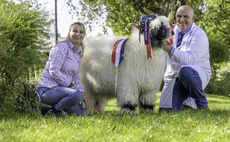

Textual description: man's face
[176,7,195,32]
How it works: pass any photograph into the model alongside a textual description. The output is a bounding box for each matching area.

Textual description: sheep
[80,15,169,114]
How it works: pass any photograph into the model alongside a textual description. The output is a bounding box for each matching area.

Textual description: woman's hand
[81,93,88,110]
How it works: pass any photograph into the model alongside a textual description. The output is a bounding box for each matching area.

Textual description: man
[159,5,211,111]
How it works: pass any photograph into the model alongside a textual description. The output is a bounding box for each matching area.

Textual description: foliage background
[0,0,52,110]
[200,0,230,96]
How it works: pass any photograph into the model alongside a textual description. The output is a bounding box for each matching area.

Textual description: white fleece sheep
[80,15,169,114]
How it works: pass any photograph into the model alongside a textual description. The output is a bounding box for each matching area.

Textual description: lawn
[0,93,229,142]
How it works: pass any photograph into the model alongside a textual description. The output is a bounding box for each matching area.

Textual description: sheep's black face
[150,22,169,48]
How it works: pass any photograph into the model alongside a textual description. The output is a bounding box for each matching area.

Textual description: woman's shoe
[45,107,67,117]
[40,105,52,116]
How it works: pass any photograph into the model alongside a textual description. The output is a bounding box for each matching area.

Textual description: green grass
[0,93,229,142]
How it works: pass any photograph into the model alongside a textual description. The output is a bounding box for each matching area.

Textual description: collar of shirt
[68,40,81,54]
[178,26,192,35]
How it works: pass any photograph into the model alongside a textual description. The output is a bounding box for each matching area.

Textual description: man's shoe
[184,105,196,110]
[199,106,209,111]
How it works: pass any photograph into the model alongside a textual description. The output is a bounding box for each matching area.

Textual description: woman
[36,22,88,117]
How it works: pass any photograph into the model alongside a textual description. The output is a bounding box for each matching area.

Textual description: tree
[0,0,52,108]
[201,0,230,45]
[201,0,230,96]
[67,0,205,36]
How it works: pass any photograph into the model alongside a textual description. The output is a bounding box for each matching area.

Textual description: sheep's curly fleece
[80,16,169,114]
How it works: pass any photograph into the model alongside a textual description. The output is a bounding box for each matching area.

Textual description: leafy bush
[200,0,230,96]
[208,35,229,66]
[0,0,52,109]
[13,79,40,114]
[204,32,230,96]
[205,61,230,96]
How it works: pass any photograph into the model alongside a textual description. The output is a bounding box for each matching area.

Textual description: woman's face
[69,24,85,45]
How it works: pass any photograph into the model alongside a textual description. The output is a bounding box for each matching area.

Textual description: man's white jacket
[160,23,211,109]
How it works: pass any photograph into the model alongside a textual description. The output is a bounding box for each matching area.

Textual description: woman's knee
[39,87,82,105]
[65,104,85,116]
[71,90,83,103]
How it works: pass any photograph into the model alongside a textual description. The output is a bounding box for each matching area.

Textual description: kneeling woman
[36,22,88,116]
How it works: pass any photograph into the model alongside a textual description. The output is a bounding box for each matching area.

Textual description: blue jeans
[172,67,208,110]
[36,87,85,116]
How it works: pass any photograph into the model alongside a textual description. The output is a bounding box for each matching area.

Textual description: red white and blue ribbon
[111,38,128,110]
[111,38,128,68]
[144,20,153,59]
[138,14,157,59]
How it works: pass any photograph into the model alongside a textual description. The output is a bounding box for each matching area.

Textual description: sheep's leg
[139,91,157,113]
[94,97,109,114]
[85,92,98,115]
[117,88,139,115]
[86,93,109,114]
[119,103,137,115]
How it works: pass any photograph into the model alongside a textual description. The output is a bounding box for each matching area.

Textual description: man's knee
[179,67,199,81]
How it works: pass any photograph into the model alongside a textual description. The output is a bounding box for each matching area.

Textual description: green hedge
[13,79,40,114]
[205,62,230,97]
[0,0,52,110]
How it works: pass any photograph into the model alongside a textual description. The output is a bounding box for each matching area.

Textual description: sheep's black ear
[157,23,169,40]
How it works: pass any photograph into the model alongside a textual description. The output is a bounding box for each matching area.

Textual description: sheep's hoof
[139,104,155,114]
[120,104,136,115]
[119,108,136,115]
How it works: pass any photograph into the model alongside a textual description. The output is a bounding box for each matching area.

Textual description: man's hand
[162,40,172,54]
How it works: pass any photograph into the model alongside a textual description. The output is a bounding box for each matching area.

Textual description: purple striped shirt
[38,40,85,92]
